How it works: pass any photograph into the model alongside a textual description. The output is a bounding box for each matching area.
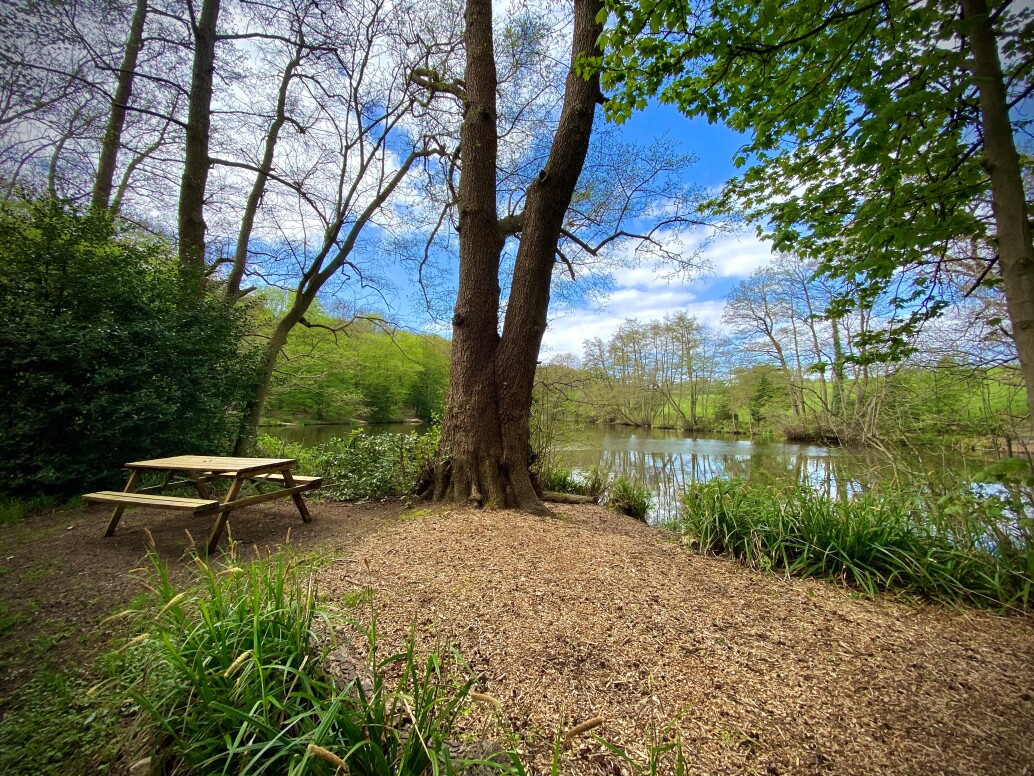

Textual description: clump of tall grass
[577,465,612,502]
[534,464,611,504]
[608,477,652,521]
[259,426,440,502]
[676,478,1033,609]
[121,548,515,774]
[536,465,582,495]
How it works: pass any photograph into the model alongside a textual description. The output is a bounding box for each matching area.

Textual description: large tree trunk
[430,0,603,512]
[963,0,1034,435]
[178,0,220,273]
[91,0,147,211]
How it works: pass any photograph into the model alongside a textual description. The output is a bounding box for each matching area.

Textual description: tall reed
[676,478,1032,609]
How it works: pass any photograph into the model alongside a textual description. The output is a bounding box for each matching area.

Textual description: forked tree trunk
[429,0,603,512]
[963,0,1034,435]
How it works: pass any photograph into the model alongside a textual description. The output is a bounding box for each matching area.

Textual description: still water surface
[557,426,990,521]
[265,422,991,522]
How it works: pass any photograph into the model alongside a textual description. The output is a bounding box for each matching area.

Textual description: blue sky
[536,102,776,359]
[373,100,778,358]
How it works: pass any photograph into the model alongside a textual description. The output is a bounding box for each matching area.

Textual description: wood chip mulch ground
[319,504,1034,776]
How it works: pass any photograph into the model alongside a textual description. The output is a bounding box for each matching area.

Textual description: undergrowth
[259,426,440,502]
[112,546,515,775]
[676,477,1033,610]
[608,477,653,521]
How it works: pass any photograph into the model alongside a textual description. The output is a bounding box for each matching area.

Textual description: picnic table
[84,455,322,554]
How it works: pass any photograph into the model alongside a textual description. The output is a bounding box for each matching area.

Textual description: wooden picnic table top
[124,455,297,476]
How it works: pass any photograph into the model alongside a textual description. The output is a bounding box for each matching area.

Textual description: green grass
[120,548,519,775]
[0,664,127,775]
[0,495,61,524]
[608,477,652,521]
[674,478,1033,609]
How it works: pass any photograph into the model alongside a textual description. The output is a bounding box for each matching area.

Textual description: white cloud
[706,232,775,277]
[538,228,778,359]
[542,298,728,358]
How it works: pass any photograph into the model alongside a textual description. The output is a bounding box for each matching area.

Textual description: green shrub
[0,199,257,496]
[258,426,440,501]
[677,478,1033,609]
[536,466,581,494]
[125,550,516,775]
[608,477,652,521]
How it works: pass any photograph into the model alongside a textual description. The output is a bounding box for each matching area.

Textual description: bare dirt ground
[1,499,1033,775]
[322,505,1034,776]
[0,498,401,695]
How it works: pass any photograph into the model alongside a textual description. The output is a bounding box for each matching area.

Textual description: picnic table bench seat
[84,491,220,512]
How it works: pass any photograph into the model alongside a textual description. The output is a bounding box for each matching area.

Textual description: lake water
[553,425,992,522]
[264,422,993,522]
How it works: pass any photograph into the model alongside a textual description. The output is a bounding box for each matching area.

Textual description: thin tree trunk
[92,0,147,211]
[178,0,220,273]
[234,312,300,455]
[963,0,1034,434]
[226,45,304,296]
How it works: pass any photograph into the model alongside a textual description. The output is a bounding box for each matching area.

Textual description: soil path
[322,505,1034,776]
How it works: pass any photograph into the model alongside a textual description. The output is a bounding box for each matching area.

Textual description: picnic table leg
[104,469,142,537]
[205,476,244,555]
[280,468,312,523]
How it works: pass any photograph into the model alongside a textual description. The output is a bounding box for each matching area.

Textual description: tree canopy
[592,0,1034,422]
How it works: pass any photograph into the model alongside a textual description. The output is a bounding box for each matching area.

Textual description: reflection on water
[555,426,992,523]
[264,421,992,524]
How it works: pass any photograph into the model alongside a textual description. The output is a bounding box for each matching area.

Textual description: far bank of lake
[264,422,995,522]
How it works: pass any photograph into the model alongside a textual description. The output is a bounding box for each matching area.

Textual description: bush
[677,478,1033,609]
[608,477,652,521]
[0,199,257,496]
[124,550,515,775]
[258,426,440,501]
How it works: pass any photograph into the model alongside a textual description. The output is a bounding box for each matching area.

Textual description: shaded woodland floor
[1,499,1032,774]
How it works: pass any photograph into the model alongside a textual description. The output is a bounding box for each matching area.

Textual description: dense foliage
[0,200,257,495]
[258,428,440,502]
[675,478,1033,609]
[256,296,450,425]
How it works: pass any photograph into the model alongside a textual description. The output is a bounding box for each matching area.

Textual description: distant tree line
[255,294,450,425]
[534,254,1025,450]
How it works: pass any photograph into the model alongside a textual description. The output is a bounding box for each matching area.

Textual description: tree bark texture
[432,0,603,512]
[91,0,147,211]
[178,0,220,273]
[962,0,1034,434]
